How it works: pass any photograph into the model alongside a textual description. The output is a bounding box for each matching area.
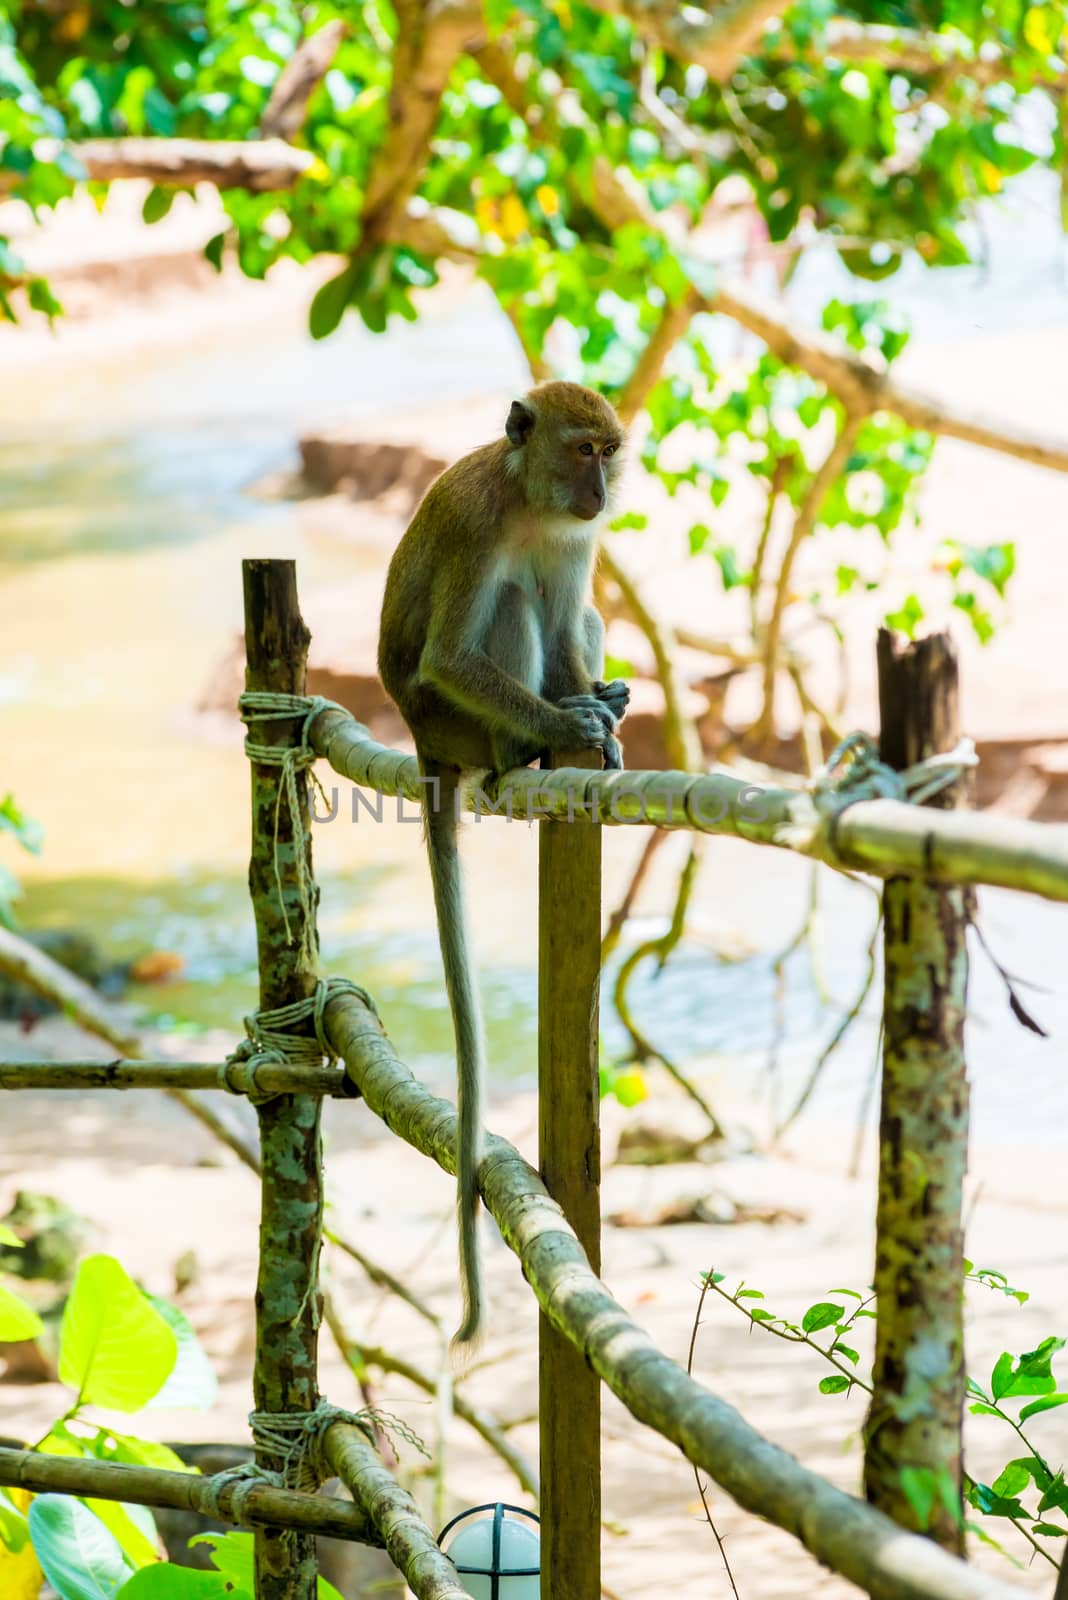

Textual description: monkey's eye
[602,444,618,458]
[579,442,594,456]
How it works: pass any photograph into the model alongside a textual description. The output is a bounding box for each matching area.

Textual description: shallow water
[2,259,1066,1181]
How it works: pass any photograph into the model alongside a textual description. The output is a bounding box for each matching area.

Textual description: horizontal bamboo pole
[310,708,1068,904]
[323,1423,469,1600]
[323,988,1027,1600]
[0,1446,377,1545]
[0,1060,349,1095]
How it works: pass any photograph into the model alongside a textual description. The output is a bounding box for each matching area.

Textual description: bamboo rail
[0,1446,377,1546]
[322,986,1029,1600]
[309,707,1068,903]
[323,1423,471,1599]
[0,1060,349,1094]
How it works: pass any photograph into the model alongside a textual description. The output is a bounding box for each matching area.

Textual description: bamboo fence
[0,556,1061,1600]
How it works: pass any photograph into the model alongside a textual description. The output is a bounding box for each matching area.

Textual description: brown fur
[377,382,628,1348]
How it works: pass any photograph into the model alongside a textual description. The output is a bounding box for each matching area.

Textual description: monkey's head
[505,381,624,523]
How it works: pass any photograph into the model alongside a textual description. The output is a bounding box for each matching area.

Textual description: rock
[0,1190,88,1284]
[0,930,182,1024]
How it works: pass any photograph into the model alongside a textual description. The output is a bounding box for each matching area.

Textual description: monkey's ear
[506,399,536,448]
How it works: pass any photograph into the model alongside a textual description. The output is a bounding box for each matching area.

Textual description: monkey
[377,381,629,1348]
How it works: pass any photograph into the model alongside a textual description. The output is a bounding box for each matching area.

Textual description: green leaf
[118,1567,244,1598]
[992,1462,1032,1498]
[189,1531,254,1586]
[991,1351,1014,1399]
[190,1530,344,1600]
[967,1481,1028,1519]
[143,1293,217,1410]
[1020,1393,1068,1422]
[0,1281,43,1341]
[59,1256,177,1411]
[0,1487,29,1551]
[711,544,748,590]
[141,186,174,225]
[308,260,360,340]
[0,794,43,854]
[608,511,647,532]
[27,277,62,320]
[801,1301,844,1334]
[818,1375,850,1394]
[1031,1522,1068,1538]
[85,1501,158,1573]
[0,1223,22,1246]
[884,593,924,638]
[1038,1471,1068,1514]
[203,233,226,272]
[993,1338,1064,1400]
[900,1467,936,1529]
[99,1433,193,1476]
[831,1343,859,1365]
[28,1496,132,1600]
[611,1068,648,1108]
[688,521,711,555]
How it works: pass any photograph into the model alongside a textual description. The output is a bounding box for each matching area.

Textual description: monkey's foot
[554,695,623,765]
[557,693,619,733]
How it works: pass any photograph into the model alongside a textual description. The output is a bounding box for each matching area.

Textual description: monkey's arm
[422,602,611,755]
[423,640,577,746]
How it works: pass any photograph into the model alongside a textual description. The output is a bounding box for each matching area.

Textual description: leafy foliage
[0,794,43,931]
[702,1265,1068,1563]
[0,1252,220,1592]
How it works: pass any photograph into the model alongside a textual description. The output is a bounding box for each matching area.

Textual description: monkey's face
[505,383,626,524]
[562,436,623,520]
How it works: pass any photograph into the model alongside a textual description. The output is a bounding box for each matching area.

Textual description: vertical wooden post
[863,629,970,1552]
[243,559,323,1600]
[538,749,602,1600]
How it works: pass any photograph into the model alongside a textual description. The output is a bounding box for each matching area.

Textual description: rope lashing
[239,692,348,968]
[217,977,378,1103]
[199,1400,422,1524]
[769,729,979,856]
[810,730,978,815]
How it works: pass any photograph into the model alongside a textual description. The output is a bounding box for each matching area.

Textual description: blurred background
[2,1,1067,1591]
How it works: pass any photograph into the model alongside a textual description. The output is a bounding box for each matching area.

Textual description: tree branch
[713,280,1068,472]
[769,19,1064,87]
[323,1298,540,1499]
[260,19,347,140]
[582,0,785,83]
[752,414,863,742]
[360,0,482,248]
[464,41,1068,478]
[598,544,704,771]
[0,137,315,193]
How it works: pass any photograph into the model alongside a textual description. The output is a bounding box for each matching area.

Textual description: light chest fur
[466,508,601,693]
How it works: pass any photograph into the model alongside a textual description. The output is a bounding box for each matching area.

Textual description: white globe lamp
[438,1502,541,1600]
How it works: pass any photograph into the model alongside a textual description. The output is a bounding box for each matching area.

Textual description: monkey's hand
[592,679,630,722]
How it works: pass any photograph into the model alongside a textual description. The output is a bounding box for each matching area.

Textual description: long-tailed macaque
[378,381,629,1347]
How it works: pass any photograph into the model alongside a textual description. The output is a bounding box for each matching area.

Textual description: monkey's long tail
[421,758,486,1350]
